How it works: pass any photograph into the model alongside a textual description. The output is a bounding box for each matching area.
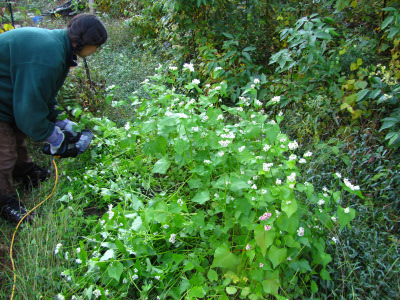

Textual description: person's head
[67,13,108,57]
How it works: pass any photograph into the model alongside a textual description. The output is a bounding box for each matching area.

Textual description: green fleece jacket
[0,27,76,141]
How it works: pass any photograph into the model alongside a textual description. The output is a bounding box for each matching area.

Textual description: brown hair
[67,13,108,54]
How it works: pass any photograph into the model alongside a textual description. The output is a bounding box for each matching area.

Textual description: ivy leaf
[152,157,170,174]
[108,261,124,282]
[268,245,287,269]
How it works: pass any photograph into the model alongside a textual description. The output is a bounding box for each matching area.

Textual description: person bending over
[0,13,107,223]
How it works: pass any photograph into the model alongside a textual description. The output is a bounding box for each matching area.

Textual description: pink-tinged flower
[259,212,272,221]
[259,263,264,268]
[246,244,251,251]
[264,225,271,231]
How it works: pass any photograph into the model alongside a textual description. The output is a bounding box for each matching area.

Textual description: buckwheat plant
[57,64,362,299]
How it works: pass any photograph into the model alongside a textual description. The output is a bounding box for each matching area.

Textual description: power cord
[9,159,58,300]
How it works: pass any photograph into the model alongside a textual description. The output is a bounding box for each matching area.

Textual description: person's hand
[44,126,65,154]
[54,119,79,137]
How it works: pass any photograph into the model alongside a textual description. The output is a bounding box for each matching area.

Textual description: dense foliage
[0,0,399,299]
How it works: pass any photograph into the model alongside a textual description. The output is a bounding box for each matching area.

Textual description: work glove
[44,126,65,154]
[54,119,79,137]
[43,129,93,158]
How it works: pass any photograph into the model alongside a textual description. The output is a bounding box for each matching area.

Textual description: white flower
[105,84,115,92]
[251,184,258,190]
[271,96,281,103]
[75,259,82,264]
[297,227,305,237]
[332,237,338,244]
[169,234,176,244]
[215,66,223,71]
[124,122,131,130]
[343,178,360,191]
[246,244,252,251]
[217,114,224,120]
[132,274,139,280]
[344,207,350,214]
[287,172,297,182]
[259,263,264,268]
[278,111,284,117]
[54,243,62,254]
[335,172,342,178]
[331,216,337,222]
[219,140,231,147]
[276,179,282,185]
[288,141,299,150]
[318,199,325,206]
[254,78,260,84]
[183,63,194,72]
[263,163,273,172]
[134,268,138,273]
[155,276,161,280]
[263,144,271,152]
[218,151,225,157]
[163,224,169,229]
[177,199,184,206]
[192,127,199,132]
[93,289,102,298]
[289,154,297,161]
[238,146,246,152]
[299,158,306,164]
[255,100,263,106]
[192,79,200,85]
[261,189,267,194]
[304,151,313,157]
[57,294,65,300]
[204,159,211,164]
[169,66,177,71]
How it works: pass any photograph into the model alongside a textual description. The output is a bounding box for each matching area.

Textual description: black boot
[0,196,34,223]
[13,163,51,189]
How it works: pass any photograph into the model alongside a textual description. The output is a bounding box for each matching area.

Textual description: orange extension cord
[9,159,58,300]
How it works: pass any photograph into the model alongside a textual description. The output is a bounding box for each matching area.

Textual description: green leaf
[268,245,287,269]
[108,261,124,282]
[226,286,238,295]
[255,225,275,257]
[243,46,256,52]
[315,31,332,40]
[281,199,297,218]
[354,81,367,90]
[152,157,170,174]
[192,189,210,204]
[320,268,332,281]
[382,15,394,30]
[207,269,218,282]
[262,270,280,295]
[356,89,369,102]
[370,89,381,99]
[189,286,205,298]
[212,244,240,269]
[265,124,280,143]
[337,206,356,230]
[311,280,318,293]
[289,259,312,272]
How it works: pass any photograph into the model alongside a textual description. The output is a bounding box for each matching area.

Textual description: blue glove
[44,126,65,154]
[54,119,79,137]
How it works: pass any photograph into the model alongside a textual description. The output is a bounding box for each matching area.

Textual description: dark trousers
[0,121,33,205]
